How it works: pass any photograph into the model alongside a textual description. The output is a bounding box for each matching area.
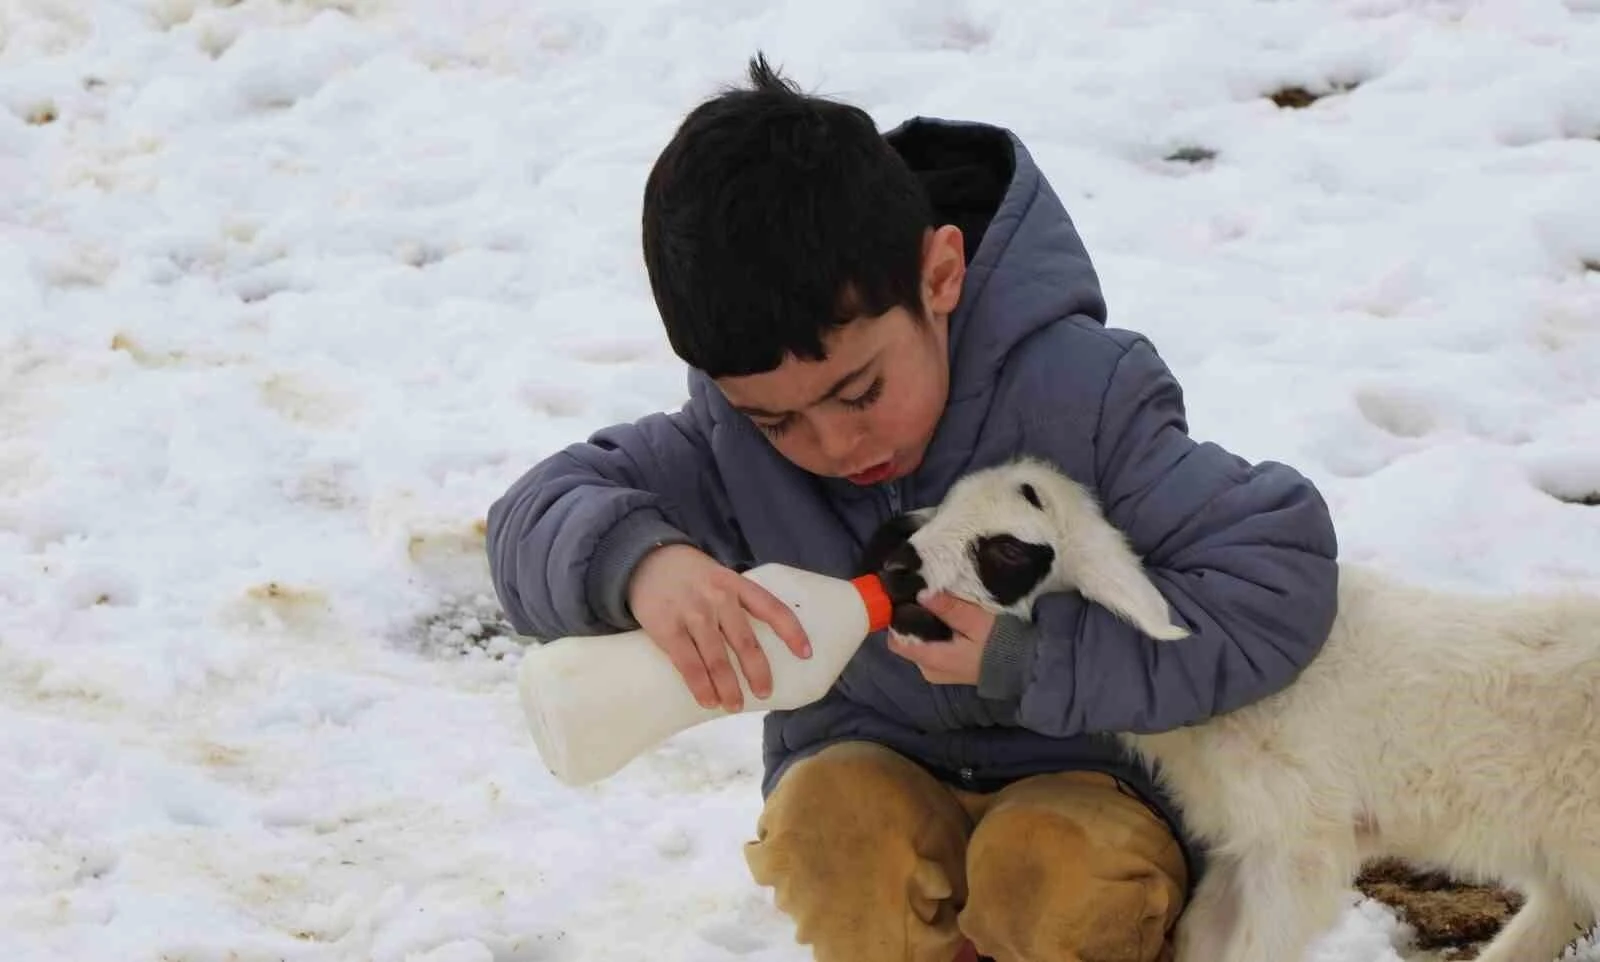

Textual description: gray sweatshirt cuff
[978,614,1040,701]
[585,511,697,629]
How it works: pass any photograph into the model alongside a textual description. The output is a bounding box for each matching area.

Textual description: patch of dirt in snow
[1357,858,1528,959]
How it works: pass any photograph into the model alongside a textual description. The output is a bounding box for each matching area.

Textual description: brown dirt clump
[1266,80,1362,110]
[1355,858,1523,958]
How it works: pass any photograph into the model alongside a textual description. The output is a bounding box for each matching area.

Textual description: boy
[487,55,1339,962]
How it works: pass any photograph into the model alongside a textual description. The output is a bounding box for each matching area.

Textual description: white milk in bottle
[516,563,893,787]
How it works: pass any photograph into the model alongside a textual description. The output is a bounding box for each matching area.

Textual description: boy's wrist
[587,511,697,629]
[977,614,1038,702]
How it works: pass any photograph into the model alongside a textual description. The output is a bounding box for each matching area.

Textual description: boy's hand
[887,591,996,686]
[627,545,813,712]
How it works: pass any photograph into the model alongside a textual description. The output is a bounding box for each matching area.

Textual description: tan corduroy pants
[745,741,1188,962]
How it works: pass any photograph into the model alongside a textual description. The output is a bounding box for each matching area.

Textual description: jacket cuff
[978,614,1039,701]
[586,511,697,629]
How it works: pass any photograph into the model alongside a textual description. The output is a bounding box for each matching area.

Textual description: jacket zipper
[881,480,902,516]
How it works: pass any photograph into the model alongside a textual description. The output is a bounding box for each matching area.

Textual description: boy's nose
[815,419,864,465]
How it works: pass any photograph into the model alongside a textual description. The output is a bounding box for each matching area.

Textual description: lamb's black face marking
[860,512,927,576]
[1019,482,1041,509]
[859,511,952,642]
[972,534,1056,607]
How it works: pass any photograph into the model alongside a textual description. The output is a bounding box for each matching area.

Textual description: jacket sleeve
[485,403,742,640]
[976,336,1340,736]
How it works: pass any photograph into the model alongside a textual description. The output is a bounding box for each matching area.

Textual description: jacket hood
[884,117,1107,406]
[684,116,1109,501]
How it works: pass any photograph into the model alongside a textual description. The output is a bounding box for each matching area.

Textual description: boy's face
[715,227,965,485]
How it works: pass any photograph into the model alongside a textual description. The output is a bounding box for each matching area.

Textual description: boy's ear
[922,225,966,316]
[859,509,933,575]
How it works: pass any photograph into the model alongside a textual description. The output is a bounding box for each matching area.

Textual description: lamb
[864,456,1600,962]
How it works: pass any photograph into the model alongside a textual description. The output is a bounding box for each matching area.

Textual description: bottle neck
[850,574,893,633]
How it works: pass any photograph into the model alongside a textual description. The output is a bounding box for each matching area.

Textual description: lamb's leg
[1171,854,1240,962]
[1211,841,1354,962]
[1470,877,1588,962]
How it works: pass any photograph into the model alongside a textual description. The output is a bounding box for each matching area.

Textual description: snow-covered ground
[3,0,1599,959]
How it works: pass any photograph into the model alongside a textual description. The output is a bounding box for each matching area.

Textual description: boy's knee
[753,741,965,842]
[960,774,1186,962]
[744,742,974,961]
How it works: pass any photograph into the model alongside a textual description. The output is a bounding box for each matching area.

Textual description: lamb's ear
[859,508,934,575]
[1057,513,1189,642]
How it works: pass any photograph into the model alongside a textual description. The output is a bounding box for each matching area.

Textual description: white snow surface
[3,0,1600,959]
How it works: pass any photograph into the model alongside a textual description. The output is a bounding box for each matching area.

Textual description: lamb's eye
[986,535,1034,567]
[972,534,1057,606]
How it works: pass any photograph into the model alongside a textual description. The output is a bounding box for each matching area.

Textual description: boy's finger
[685,610,744,712]
[916,591,985,640]
[661,631,718,709]
[887,631,939,668]
[740,582,813,659]
[703,638,745,712]
[721,607,773,699]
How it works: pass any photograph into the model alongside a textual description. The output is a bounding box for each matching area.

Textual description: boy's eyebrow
[734,357,877,419]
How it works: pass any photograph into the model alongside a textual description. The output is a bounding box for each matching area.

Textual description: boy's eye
[755,417,793,438]
[840,377,884,410]
[751,376,881,439]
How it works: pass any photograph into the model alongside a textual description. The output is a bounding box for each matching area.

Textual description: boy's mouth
[846,460,895,485]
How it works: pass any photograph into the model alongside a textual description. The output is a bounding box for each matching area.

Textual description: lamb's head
[860,458,1189,644]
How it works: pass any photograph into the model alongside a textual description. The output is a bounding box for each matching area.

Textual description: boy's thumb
[915,590,985,637]
[916,589,959,619]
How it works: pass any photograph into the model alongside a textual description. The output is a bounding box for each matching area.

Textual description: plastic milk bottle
[516,564,893,786]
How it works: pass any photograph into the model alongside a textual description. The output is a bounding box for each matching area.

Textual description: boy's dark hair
[642,53,934,379]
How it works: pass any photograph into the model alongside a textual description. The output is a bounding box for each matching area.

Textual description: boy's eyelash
[841,378,884,410]
[754,377,882,439]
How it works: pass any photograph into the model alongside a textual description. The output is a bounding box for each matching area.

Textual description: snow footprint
[482,932,571,962]
[1526,450,1600,507]
[219,580,335,639]
[1314,385,1444,480]
[696,893,790,957]
[698,922,771,956]
[258,373,357,427]
[407,941,494,962]
[562,336,657,365]
[393,932,570,962]
[1344,383,1545,478]
[1355,386,1438,440]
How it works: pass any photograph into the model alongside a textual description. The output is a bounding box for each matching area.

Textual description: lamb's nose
[880,544,926,603]
[883,543,922,574]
